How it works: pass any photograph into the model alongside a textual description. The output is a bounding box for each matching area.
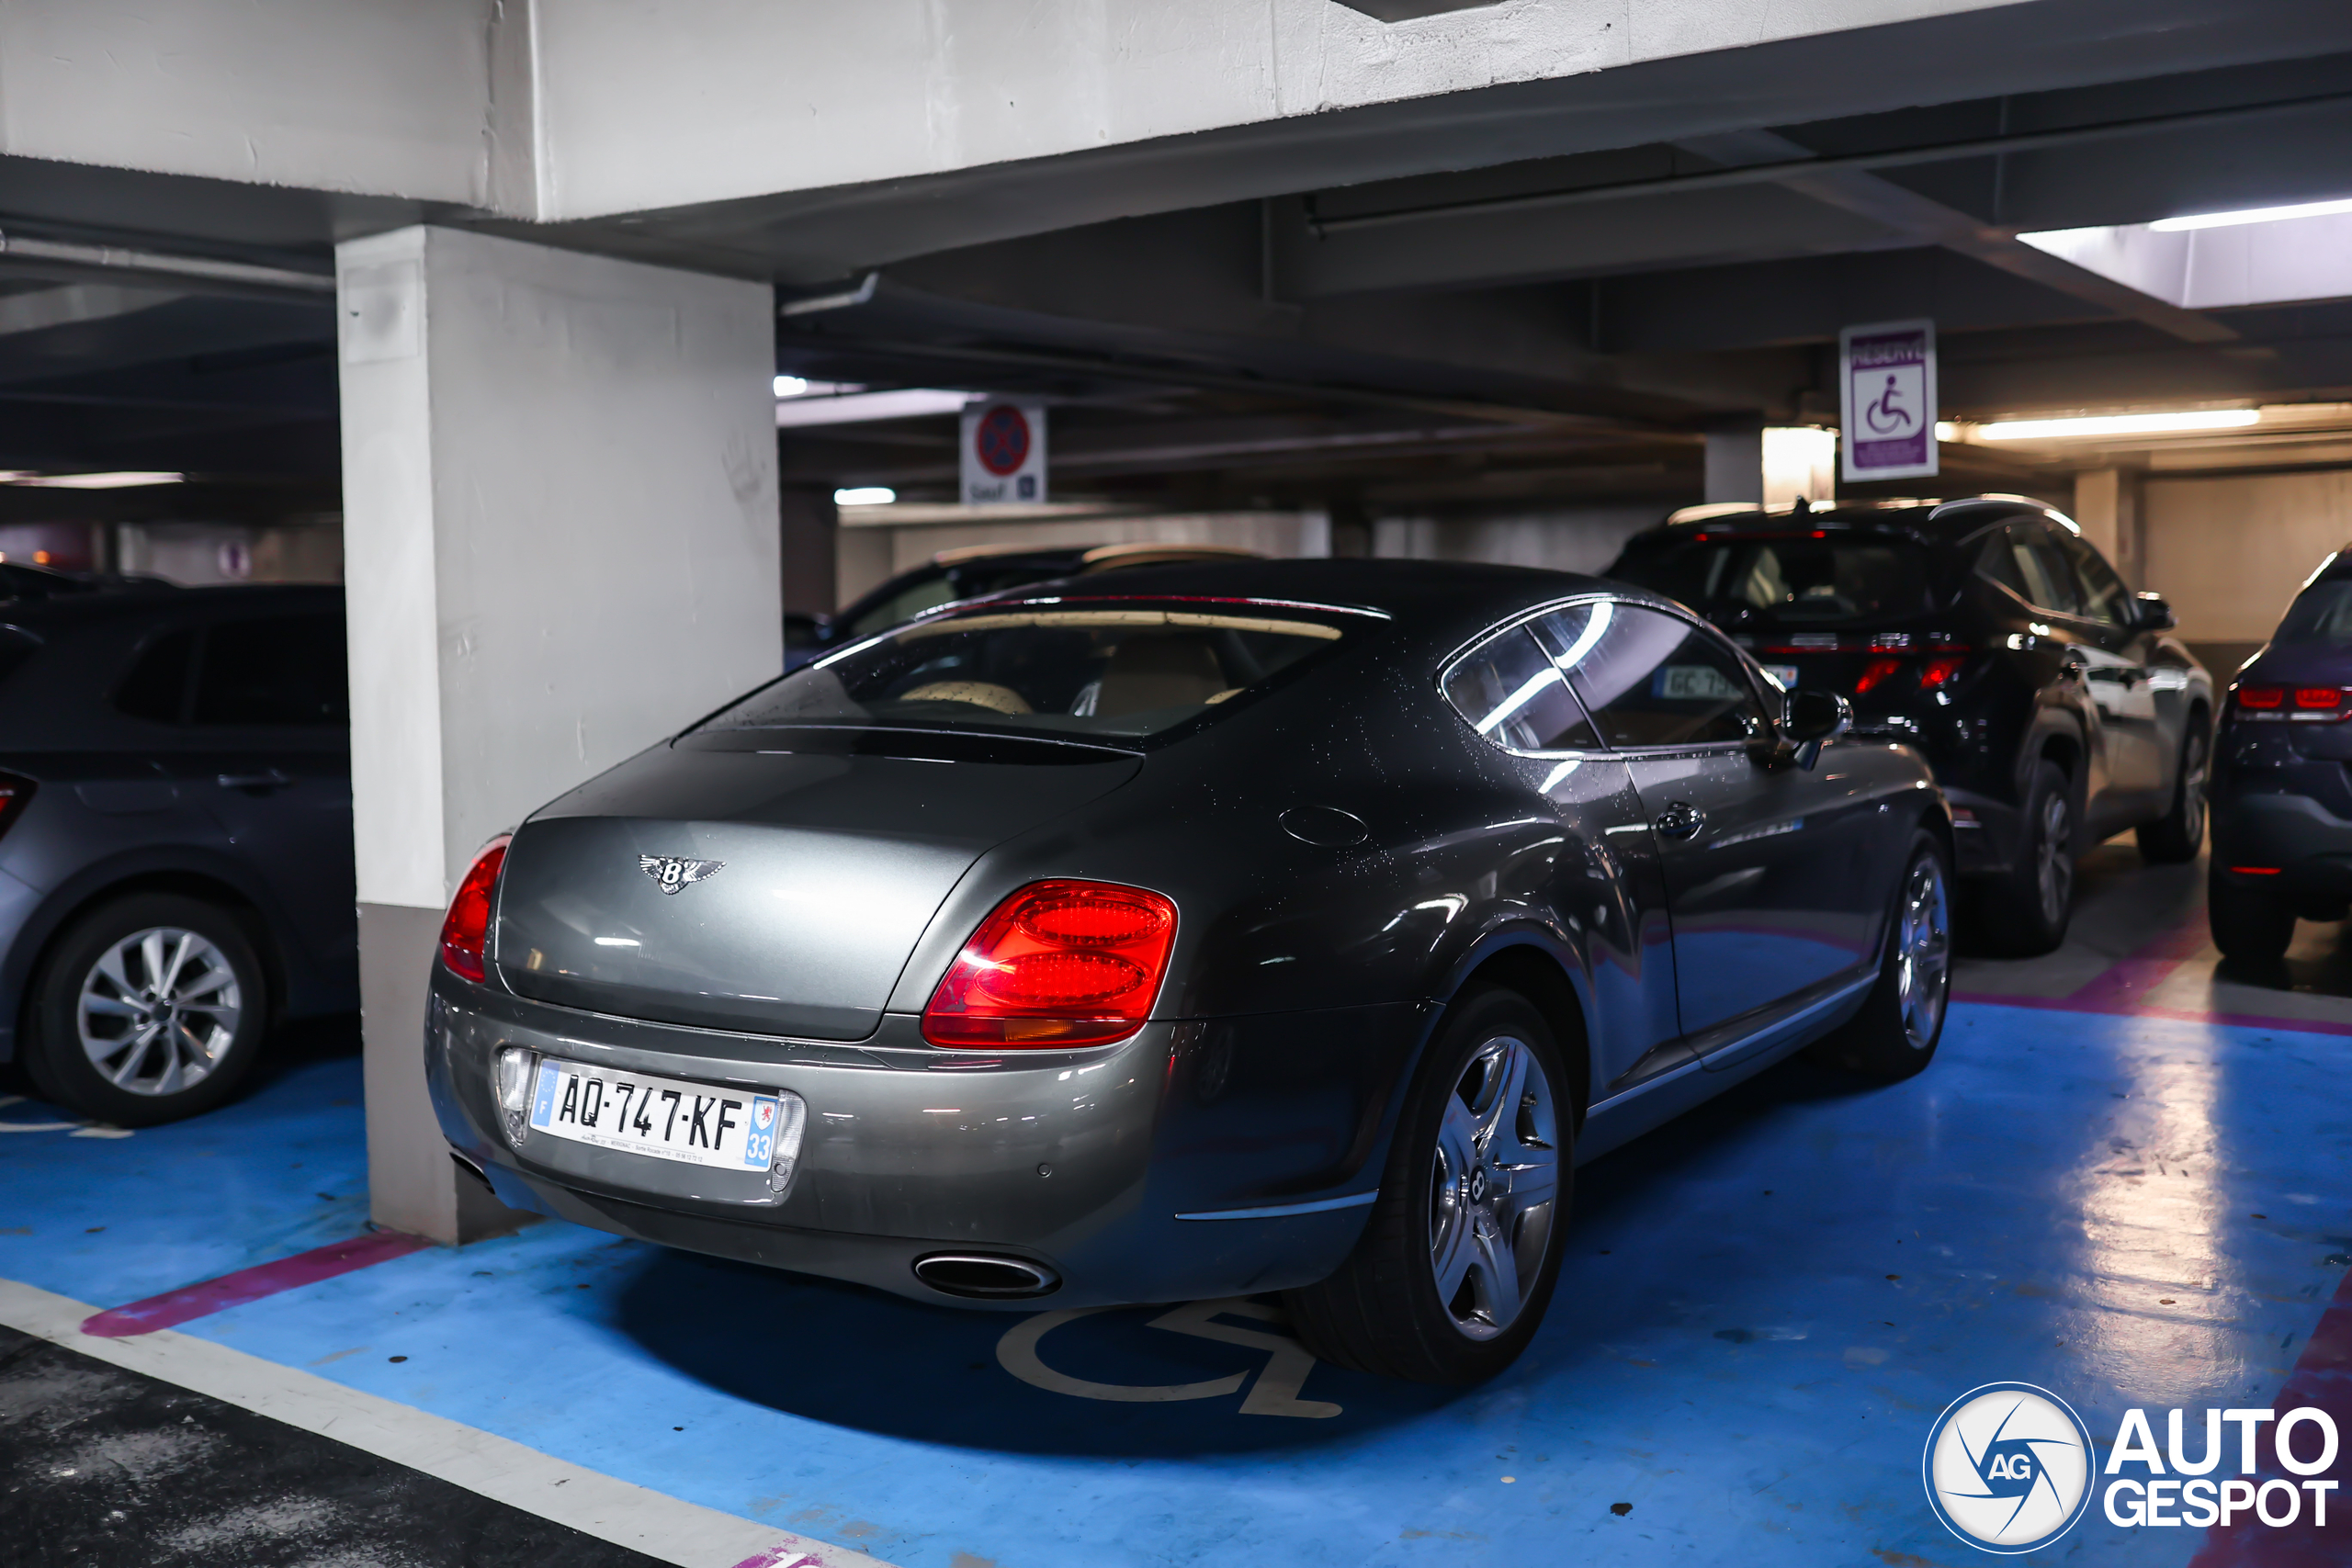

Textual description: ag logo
[1924,1382,2095,1553]
[639,855,724,895]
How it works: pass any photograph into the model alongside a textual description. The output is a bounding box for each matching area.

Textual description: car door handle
[217,769,292,792]
[1655,801,1705,840]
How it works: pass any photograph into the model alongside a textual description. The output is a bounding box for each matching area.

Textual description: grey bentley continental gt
[427,559,1952,1382]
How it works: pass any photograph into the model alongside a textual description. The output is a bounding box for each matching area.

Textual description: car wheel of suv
[1283,987,1570,1384]
[22,893,269,1127]
[2208,869,2296,962]
[1808,832,1951,1080]
[2137,719,2210,864]
[1980,760,2075,955]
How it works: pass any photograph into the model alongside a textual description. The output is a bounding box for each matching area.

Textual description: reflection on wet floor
[1957,836,2352,1026]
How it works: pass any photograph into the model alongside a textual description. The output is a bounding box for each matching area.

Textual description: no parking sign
[960,400,1048,506]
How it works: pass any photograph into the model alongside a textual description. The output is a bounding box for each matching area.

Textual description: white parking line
[0,1277,897,1568]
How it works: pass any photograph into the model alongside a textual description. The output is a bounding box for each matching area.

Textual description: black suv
[1608,498,2212,952]
[0,576,356,1124]
[2207,546,2352,959]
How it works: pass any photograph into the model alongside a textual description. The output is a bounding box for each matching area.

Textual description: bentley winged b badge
[640,854,725,895]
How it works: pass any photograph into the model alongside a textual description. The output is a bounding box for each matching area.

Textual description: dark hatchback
[2208,547,2352,957]
[1609,498,2213,952]
[0,577,356,1124]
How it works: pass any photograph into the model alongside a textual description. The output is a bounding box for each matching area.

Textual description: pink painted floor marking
[1955,906,2352,1035]
[79,1228,430,1337]
[2186,1260,2352,1567]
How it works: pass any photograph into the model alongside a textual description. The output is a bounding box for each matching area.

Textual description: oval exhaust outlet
[912,1253,1061,1299]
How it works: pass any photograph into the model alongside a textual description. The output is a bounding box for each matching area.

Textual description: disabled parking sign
[1840,319,1939,483]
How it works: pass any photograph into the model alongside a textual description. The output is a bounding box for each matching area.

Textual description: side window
[848,574,961,639]
[113,627,196,723]
[1540,601,1767,749]
[2054,529,2132,626]
[1442,626,1600,752]
[1993,524,2081,616]
[191,614,349,726]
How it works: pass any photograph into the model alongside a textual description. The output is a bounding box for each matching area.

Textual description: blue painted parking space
[5,992,2346,1567]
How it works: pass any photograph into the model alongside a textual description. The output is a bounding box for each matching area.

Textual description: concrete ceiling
[0,0,2342,524]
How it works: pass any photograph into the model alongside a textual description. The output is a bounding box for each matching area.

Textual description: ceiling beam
[1673,129,2236,344]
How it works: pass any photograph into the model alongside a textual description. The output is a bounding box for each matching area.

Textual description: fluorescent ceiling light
[774,375,808,398]
[5,470,187,488]
[1976,410,2259,442]
[2151,197,2352,232]
[775,389,975,428]
[834,486,897,507]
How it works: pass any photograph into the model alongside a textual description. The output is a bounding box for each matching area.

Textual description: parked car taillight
[0,772,36,841]
[2233,685,2352,721]
[922,879,1178,1048]
[438,835,512,983]
[1853,649,1971,696]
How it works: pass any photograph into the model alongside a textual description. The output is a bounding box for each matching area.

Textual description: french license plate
[527,1056,783,1173]
[1764,664,1800,690]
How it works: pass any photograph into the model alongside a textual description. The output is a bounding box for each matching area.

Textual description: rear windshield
[1611,534,1934,625]
[2274,580,2352,644]
[702,605,1351,743]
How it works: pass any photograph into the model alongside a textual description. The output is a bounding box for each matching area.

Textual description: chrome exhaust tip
[912,1253,1062,1299]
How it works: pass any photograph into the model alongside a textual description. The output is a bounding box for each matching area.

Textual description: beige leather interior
[1094,637,1229,716]
[899,680,1034,715]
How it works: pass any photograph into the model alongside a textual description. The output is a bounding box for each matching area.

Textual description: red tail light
[922,880,1178,1048]
[1855,657,1908,694]
[438,836,512,984]
[2297,687,2343,709]
[2238,686,2284,708]
[0,772,35,842]
[1921,653,1969,689]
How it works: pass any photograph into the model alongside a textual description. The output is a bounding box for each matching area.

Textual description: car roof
[0,580,341,634]
[1631,495,2067,545]
[953,556,1669,645]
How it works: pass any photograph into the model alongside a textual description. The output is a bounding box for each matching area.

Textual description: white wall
[2143,469,2352,642]
[0,0,497,203]
[115,523,344,586]
[527,0,2028,220]
[0,0,2030,221]
[1373,504,1666,578]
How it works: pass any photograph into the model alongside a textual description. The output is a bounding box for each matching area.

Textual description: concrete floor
[3,840,2348,1567]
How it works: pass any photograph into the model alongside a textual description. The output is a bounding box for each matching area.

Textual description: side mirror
[1773,688,1850,771]
[2133,592,2177,631]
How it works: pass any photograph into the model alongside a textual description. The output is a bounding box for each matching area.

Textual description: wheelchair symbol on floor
[996,1297,1341,1418]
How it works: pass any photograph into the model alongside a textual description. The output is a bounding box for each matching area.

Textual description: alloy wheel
[1895,854,1952,1049]
[2036,793,2073,925]
[1427,1034,1560,1340]
[75,927,243,1096]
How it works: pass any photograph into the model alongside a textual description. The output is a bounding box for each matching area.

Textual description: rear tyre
[1978,761,2075,956]
[2137,717,2210,864]
[2208,869,2296,962]
[22,894,269,1127]
[1283,987,1571,1384]
[1806,833,1951,1081]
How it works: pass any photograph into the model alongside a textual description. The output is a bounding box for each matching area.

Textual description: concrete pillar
[1703,420,1764,504]
[336,226,779,1244]
[2074,467,2146,587]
